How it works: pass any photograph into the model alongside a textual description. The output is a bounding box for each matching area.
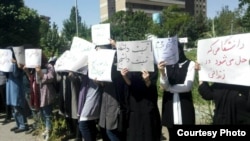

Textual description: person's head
[48,56,57,66]
[177,41,187,63]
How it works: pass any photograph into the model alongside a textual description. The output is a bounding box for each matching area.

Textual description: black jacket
[198,82,250,125]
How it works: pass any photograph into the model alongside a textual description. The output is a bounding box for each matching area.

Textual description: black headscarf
[166,42,189,85]
[177,42,187,63]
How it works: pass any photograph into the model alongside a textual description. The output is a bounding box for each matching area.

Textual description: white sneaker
[42,130,48,136]
[42,130,49,141]
[44,134,49,141]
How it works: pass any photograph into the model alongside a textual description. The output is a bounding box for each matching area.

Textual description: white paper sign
[70,36,96,52]
[55,49,91,73]
[25,49,42,68]
[67,51,89,72]
[116,40,154,72]
[54,50,71,72]
[12,46,25,65]
[179,37,188,43]
[0,49,13,72]
[91,23,111,45]
[88,49,116,82]
[197,33,250,86]
[152,36,179,65]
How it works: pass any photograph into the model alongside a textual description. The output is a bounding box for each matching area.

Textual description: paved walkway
[0,99,169,141]
[0,113,41,141]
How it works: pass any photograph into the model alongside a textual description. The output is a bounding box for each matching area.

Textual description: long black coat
[198,82,250,125]
[126,65,161,141]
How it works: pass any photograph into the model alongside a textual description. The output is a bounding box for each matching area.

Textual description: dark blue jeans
[100,127,121,141]
[13,106,28,129]
[40,104,52,131]
[106,129,121,141]
[79,120,97,141]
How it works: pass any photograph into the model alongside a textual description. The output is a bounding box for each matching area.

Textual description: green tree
[150,5,208,48]
[0,0,40,46]
[39,17,50,39]
[186,14,210,48]
[159,5,190,37]
[201,19,217,38]
[214,6,237,36]
[106,10,152,41]
[62,6,91,43]
[239,0,250,31]
[40,22,66,57]
[195,6,244,47]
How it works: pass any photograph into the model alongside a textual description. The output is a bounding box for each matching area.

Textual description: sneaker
[42,130,50,141]
[42,130,49,136]
[10,127,18,132]
[42,130,49,141]
[1,118,12,125]
[44,134,49,141]
[14,128,28,133]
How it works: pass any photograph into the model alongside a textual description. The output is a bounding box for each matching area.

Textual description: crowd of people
[0,38,250,141]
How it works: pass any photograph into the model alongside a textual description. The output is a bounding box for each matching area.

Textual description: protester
[121,65,162,141]
[5,47,30,133]
[97,42,129,141]
[23,67,41,134]
[57,71,82,141]
[195,62,250,125]
[22,44,41,134]
[158,42,196,136]
[78,69,103,141]
[35,53,57,140]
[0,71,6,113]
[0,71,13,124]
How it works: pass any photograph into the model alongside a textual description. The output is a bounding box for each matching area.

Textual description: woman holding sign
[35,53,57,141]
[0,71,13,125]
[78,70,104,141]
[121,66,161,141]
[97,42,129,141]
[22,67,40,134]
[6,47,30,133]
[158,42,196,136]
[195,63,250,125]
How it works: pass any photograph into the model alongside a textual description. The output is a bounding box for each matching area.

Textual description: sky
[24,0,100,32]
[24,0,240,32]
